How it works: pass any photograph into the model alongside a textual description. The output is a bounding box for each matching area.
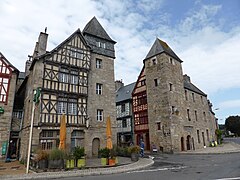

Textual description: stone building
[132,38,217,152]
[0,52,19,158]
[19,17,116,160]
[115,80,135,147]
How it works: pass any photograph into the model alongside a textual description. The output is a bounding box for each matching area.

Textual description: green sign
[2,141,7,155]
[0,107,4,114]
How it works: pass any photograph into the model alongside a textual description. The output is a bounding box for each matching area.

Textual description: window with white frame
[57,98,67,114]
[96,58,102,69]
[68,99,77,115]
[68,47,83,59]
[97,109,103,121]
[59,68,69,83]
[96,83,102,94]
[96,42,106,49]
[70,71,78,85]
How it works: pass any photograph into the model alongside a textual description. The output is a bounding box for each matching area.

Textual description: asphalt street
[59,153,240,180]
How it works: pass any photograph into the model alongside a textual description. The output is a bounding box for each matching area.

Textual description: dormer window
[96,41,106,49]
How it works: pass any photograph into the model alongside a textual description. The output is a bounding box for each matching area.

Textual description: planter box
[77,158,86,168]
[131,153,139,162]
[38,159,48,169]
[66,159,75,169]
[101,158,108,166]
[48,159,64,169]
[108,158,116,166]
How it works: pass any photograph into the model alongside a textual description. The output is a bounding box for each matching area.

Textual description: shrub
[98,148,110,158]
[49,149,65,160]
[116,146,130,157]
[128,146,140,154]
[36,149,49,161]
[73,147,85,159]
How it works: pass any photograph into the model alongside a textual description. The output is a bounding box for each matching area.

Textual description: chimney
[183,74,191,83]
[115,80,124,91]
[33,29,48,58]
[25,55,32,76]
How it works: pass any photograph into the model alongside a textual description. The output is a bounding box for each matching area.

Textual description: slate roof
[183,78,207,96]
[116,82,136,103]
[83,17,116,43]
[144,38,182,62]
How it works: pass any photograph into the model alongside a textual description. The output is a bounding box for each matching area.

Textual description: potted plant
[48,149,65,169]
[108,148,117,166]
[73,147,85,168]
[36,149,49,169]
[128,145,140,162]
[65,153,75,169]
[98,148,110,165]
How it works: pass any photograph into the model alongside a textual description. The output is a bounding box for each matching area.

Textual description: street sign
[1,141,7,155]
[0,107,4,114]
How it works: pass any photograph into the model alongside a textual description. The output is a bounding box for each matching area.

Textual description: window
[157,122,161,130]
[57,98,67,114]
[68,47,83,59]
[187,109,190,121]
[97,109,103,121]
[169,83,173,91]
[59,68,69,83]
[203,112,206,121]
[40,130,59,150]
[192,93,195,102]
[154,79,159,87]
[70,71,78,85]
[57,98,77,115]
[185,90,188,101]
[152,59,156,65]
[206,129,209,141]
[96,83,102,94]
[197,130,200,143]
[68,99,77,115]
[96,58,102,69]
[122,119,127,128]
[169,57,174,65]
[13,111,23,119]
[96,41,106,49]
[141,80,146,86]
[171,106,175,114]
[121,104,126,113]
[195,110,198,121]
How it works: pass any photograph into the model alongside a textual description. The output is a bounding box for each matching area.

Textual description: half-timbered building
[0,52,19,158]
[115,81,135,147]
[132,38,217,153]
[19,17,116,160]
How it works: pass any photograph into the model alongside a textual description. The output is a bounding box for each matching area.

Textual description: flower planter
[66,159,75,169]
[131,153,139,162]
[48,159,64,169]
[108,158,116,166]
[101,158,108,166]
[38,159,48,169]
[77,158,86,168]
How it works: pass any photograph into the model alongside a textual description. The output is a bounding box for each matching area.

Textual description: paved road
[224,137,240,145]
[60,153,240,180]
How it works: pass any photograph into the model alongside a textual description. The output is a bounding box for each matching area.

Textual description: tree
[225,116,240,136]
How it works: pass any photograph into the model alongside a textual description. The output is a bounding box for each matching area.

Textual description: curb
[1,158,154,180]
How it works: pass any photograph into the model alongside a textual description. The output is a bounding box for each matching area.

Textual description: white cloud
[219,100,240,109]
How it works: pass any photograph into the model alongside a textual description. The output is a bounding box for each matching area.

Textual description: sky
[0,0,239,124]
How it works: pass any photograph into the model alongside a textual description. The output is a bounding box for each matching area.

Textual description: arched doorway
[181,137,185,151]
[92,138,100,157]
[186,135,191,150]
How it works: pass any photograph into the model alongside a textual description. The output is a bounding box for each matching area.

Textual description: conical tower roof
[144,38,182,62]
[83,17,116,43]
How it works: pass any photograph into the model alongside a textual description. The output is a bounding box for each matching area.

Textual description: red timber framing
[132,67,150,149]
[0,54,13,104]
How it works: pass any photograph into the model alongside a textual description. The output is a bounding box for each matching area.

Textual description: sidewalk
[178,141,240,154]
[0,157,154,180]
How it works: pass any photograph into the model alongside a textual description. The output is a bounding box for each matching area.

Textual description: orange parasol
[106,116,113,149]
[59,114,66,150]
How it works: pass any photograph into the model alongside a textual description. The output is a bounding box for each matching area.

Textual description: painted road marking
[127,166,187,174]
